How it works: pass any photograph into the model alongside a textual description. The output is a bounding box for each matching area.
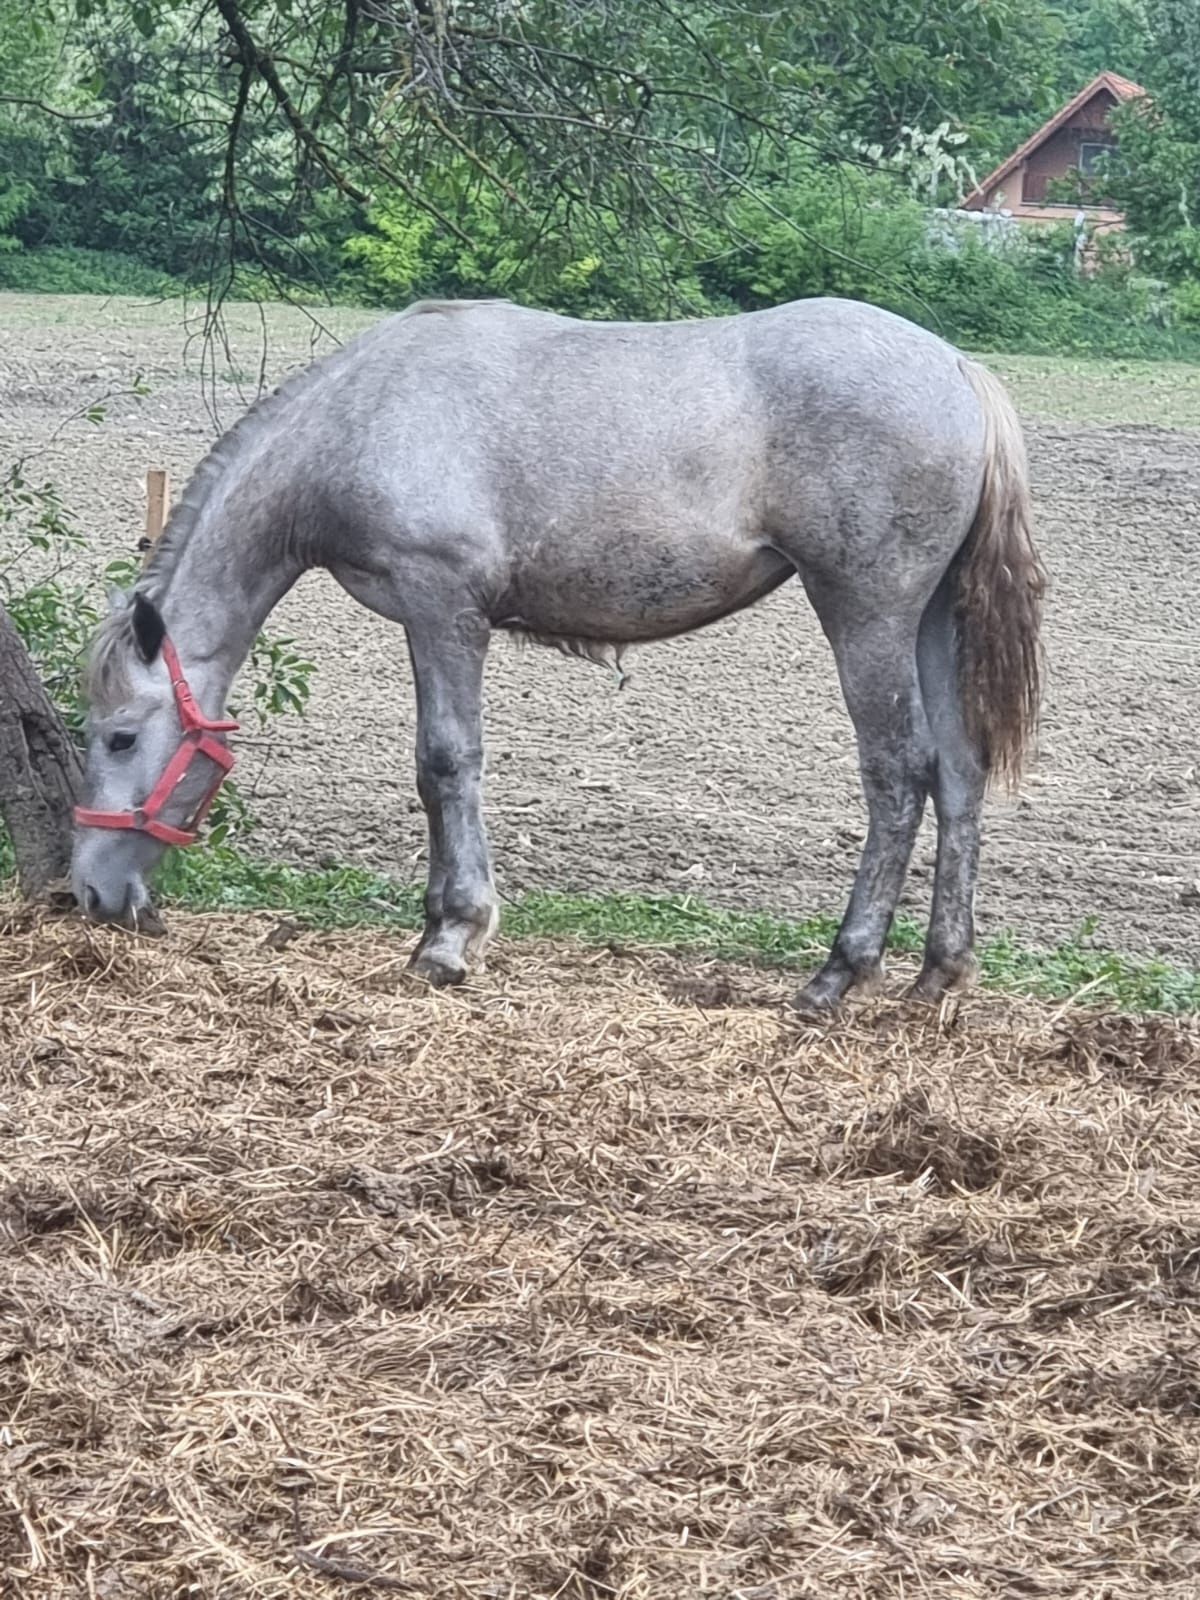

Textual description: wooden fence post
[140,469,171,565]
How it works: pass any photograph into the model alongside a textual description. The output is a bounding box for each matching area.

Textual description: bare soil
[3,295,1199,961]
[3,906,1200,1597]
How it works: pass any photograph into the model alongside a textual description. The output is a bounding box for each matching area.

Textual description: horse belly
[497,526,792,643]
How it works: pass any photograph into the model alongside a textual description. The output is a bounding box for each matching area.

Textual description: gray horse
[71,296,1044,1012]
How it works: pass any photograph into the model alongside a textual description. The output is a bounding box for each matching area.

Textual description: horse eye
[108,731,137,753]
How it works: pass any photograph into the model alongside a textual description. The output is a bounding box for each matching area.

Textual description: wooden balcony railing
[1022,170,1115,208]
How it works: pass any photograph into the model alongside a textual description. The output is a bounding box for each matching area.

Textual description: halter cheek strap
[74,636,239,847]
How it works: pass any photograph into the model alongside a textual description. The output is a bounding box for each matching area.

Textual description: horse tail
[954,358,1047,790]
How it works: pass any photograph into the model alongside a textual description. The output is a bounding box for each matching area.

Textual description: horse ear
[131,592,166,663]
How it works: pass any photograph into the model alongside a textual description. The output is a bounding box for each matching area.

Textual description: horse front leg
[405,617,498,986]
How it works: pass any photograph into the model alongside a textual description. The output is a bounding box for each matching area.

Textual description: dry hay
[1,906,1199,1599]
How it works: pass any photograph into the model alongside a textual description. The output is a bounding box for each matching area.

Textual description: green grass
[3,828,1195,1011]
[156,843,1200,1015]
[976,350,1200,430]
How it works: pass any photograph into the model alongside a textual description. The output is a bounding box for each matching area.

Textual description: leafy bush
[700,167,930,310]
[344,165,715,320]
[345,149,1199,360]
[0,245,184,297]
[1109,9,1200,285]
[1172,278,1200,329]
[0,176,33,254]
[920,239,1200,356]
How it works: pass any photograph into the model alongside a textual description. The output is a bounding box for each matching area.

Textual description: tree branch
[0,93,106,123]
[212,0,373,204]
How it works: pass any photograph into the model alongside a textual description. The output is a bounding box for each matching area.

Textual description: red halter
[74,636,239,847]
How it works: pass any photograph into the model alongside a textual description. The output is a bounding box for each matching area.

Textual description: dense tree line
[1,0,1191,349]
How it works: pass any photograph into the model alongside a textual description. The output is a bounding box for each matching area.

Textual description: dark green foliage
[12,49,349,292]
[914,234,1200,357]
[14,50,214,275]
[0,245,183,295]
[0,0,1181,363]
[1110,1,1200,281]
[1047,0,1149,92]
[339,159,1200,360]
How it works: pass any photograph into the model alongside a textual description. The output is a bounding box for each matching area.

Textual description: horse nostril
[85,886,101,915]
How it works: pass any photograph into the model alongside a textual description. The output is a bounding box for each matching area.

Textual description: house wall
[976,88,1125,224]
[1022,92,1120,203]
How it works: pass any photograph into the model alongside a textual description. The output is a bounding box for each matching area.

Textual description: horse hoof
[909,955,979,1004]
[789,983,842,1019]
[408,950,467,988]
[907,978,942,1006]
[791,958,882,1017]
[110,900,167,937]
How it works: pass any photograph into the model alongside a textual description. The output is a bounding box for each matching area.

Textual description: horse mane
[84,298,508,711]
[84,608,137,712]
[142,298,507,593]
[82,361,324,711]
[143,357,333,591]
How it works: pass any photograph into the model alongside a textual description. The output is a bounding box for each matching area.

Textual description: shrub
[1172,278,1200,329]
[344,169,717,320]
[0,245,184,297]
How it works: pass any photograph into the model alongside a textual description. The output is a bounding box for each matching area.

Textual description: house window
[1079,140,1116,175]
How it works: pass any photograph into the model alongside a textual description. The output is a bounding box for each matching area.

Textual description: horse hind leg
[795,604,935,1013]
[911,570,987,999]
[910,358,1043,998]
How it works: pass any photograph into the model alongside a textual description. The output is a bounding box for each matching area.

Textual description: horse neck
[152,485,307,715]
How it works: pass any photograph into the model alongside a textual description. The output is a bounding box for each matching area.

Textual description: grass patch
[3,834,1194,1011]
[157,844,1200,1015]
[975,350,1200,430]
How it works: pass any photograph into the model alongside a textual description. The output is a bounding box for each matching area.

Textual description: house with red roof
[962,72,1145,237]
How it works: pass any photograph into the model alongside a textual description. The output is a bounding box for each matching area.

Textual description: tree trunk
[0,602,83,899]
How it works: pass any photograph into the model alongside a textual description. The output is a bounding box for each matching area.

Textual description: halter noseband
[74,636,239,847]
